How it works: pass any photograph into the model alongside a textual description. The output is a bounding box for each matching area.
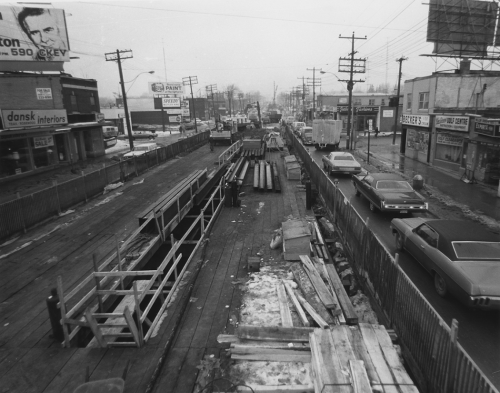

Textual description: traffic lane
[310,146,500,387]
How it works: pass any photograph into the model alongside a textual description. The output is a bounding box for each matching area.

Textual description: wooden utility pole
[205,84,217,121]
[105,50,134,149]
[339,32,367,149]
[393,56,408,145]
[306,67,322,120]
[182,76,198,133]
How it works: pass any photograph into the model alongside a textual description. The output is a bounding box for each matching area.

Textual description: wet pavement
[354,134,500,225]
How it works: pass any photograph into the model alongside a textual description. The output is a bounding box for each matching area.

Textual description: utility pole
[226,89,233,116]
[105,49,134,149]
[297,77,306,118]
[339,32,367,149]
[206,84,217,121]
[393,57,408,145]
[306,67,322,121]
[182,76,198,133]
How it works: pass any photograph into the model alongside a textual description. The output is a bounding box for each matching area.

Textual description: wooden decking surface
[0,146,307,393]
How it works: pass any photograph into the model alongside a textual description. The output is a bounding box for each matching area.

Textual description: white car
[123,143,158,158]
[322,152,362,175]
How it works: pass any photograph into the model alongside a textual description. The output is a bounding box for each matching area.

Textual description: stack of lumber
[309,325,419,393]
[284,155,301,180]
[253,160,281,193]
[309,221,329,261]
[242,139,266,159]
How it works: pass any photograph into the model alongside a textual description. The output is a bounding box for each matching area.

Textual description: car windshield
[376,180,412,190]
[452,241,500,260]
[333,156,354,161]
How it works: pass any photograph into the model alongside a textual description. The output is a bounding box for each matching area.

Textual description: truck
[312,119,342,150]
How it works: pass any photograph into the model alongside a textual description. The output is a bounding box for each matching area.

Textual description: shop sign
[149,82,183,96]
[169,116,181,122]
[474,120,500,138]
[1,109,68,129]
[162,98,181,108]
[437,133,463,146]
[435,115,469,132]
[356,106,379,113]
[182,108,190,116]
[33,135,54,148]
[166,109,182,114]
[36,88,52,100]
[95,113,105,122]
[401,114,430,127]
[339,97,348,104]
[383,110,394,118]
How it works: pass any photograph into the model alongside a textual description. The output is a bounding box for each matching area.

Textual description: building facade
[0,74,105,182]
[402,61,500,185]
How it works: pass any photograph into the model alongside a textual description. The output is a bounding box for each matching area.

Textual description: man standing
[17,7,68,61]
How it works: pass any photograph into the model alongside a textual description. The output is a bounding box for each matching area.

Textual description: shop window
[71,91,78,111]
[418,92,429,110]
[0,138,32,178]
[407,94,412,110]
[55,134,68,161]
[30,136,57,169]
[435,139,462,163]
[354,98,362,105]
[381,99,385,106]
[369,99,375,105]
[478,146,500,184]
[90,92,96,106]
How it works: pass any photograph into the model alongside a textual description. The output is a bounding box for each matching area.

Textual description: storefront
[401,114,431,163]
[336,105,379,135]
[468,119,500,185]
[433,115,469,173]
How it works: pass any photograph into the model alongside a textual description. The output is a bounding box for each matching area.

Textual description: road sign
[166,109,182,114]
[169,115,181,122]
[162,98,181,108]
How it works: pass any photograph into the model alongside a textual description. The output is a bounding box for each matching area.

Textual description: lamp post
[125,71,154,95]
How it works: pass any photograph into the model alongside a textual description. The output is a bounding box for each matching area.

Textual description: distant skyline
[4,0,500,102]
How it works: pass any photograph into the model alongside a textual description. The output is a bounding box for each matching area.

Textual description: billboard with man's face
[0,6,70,63]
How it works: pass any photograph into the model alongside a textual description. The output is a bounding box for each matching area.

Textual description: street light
[319,71,345,90]
[125,71,155,94]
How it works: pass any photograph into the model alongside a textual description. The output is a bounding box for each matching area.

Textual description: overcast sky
[5,0,500,102]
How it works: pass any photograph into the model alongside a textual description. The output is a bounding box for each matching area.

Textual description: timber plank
[324,264,358,324]
[277,281,293,327]
[232,352,311,362]
[299,255,336,310]
[349,359,372,393]
[283,281,309,327]
[172,347,207,393]
[87,348,125,382]
[152,345,190,393]
[0,347,30,379]
[236,325,314,342]
[289,263,335,325]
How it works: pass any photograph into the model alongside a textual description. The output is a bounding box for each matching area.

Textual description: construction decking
[0,144,307,392]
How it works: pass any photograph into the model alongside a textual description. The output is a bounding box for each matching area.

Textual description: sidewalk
[353,135,500,227]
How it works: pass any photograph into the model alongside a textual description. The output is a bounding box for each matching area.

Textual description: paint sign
[36,88,52,100]
[383,110,393,118]
[435,115,469,132]
[149,82,183,96]
[33,135,54,148]
[169,116,181,122]
[162,98,181,108]
[1,109,68,128]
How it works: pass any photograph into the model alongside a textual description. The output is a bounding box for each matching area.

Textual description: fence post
[52,180,61,215]
[81,171,88,203]
[445,319,459,393]
[16,192,27,233]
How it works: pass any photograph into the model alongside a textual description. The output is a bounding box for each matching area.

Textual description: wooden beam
[313,257,346,325]
[231,353,311,362]
[349,360,373,393]
[236,384,314,392]
[276,281,293,327]
[299,255,337,310]
[295,293,329,329]
[324,264,358,324]
[283,282,310,327]
[236,325,314,342]
[84,307,107,348]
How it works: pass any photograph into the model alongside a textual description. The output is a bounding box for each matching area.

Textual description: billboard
[0,6,70,63]
[427,0,499,57]
[162,98,181,108]
[1,109,68,129]
[148,82,183,96]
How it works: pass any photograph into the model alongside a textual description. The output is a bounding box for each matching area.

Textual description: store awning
[0,126,71,139]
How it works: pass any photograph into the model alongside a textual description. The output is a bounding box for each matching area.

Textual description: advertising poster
[148,82,183,96]
[0,6,70,62]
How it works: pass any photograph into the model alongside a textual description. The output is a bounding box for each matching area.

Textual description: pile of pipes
[253,160,281,193]
[224,157,251,207]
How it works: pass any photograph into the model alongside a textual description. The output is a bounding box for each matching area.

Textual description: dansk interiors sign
[1,109,68,129]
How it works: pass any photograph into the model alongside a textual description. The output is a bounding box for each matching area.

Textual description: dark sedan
[391,218,500,309]
[352,172,428,213]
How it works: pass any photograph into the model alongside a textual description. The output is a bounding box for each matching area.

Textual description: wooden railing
[289,129,498,393]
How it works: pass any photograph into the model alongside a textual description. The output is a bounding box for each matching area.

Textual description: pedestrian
[374,126,379,138]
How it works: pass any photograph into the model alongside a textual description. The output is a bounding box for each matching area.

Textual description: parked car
[300,126,313,145]
[118,131,157,140]
[390,218,500,309]
[123,143,158,158]
[322,152,362,175]
[352,172,428,213]
[292,121,306,133]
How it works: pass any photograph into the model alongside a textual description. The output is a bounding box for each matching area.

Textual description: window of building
[90,92,95,106]
[381,99,385,106]
[354,98,361,105]
[0,138,32,178]
[435,133,462,164]
[368,99,375,105]
[70,91,77,110]
[30,136,57,169]
[407,94,412,110]
[418,92,429,110]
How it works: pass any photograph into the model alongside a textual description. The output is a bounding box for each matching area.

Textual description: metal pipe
[253,163,260,190]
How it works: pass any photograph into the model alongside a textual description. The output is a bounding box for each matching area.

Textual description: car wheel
[395,232,404,251]
[434,272,448,297]
[354,184,360,197]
